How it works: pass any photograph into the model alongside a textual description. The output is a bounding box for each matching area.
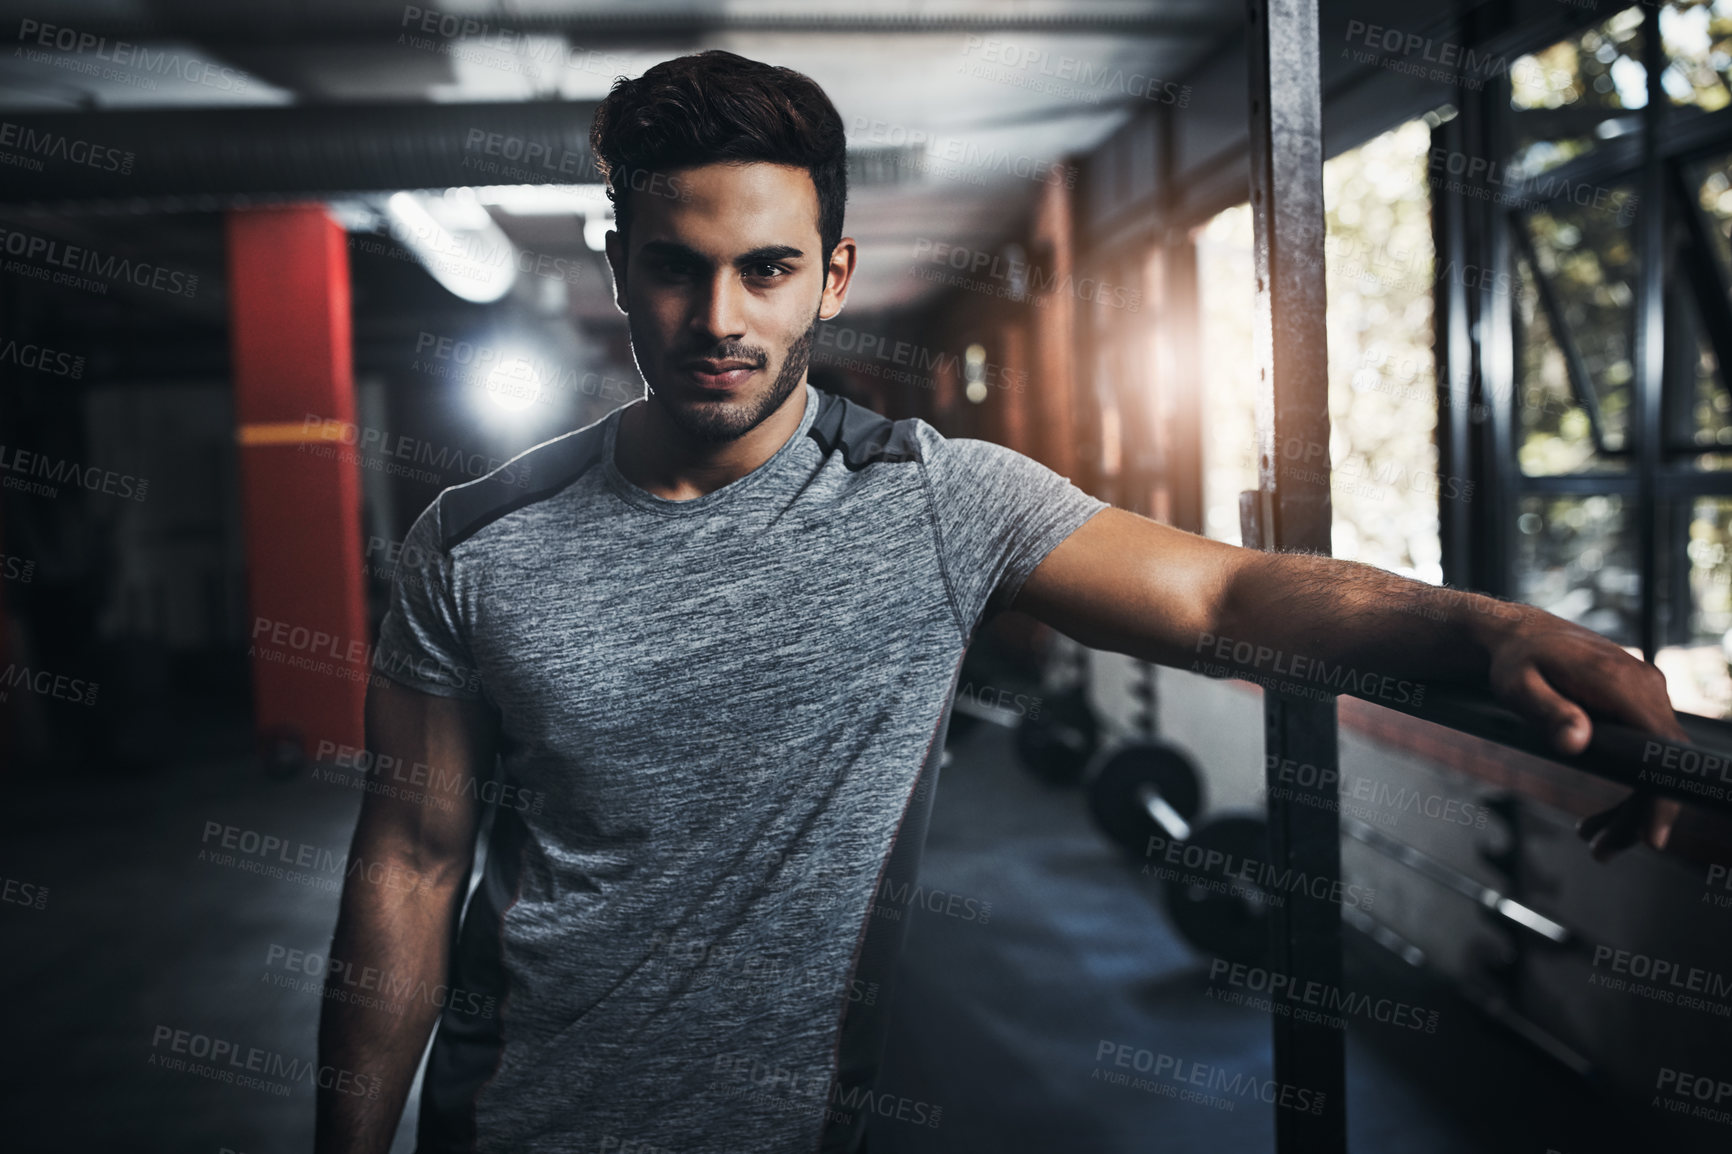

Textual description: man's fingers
[1577,791,1681,860]
[1549,655,1684,742]
[1580,792,1650,862]
[1576,801,1625,842]
[1645,797,1683,852]
[1501,664,1591,754]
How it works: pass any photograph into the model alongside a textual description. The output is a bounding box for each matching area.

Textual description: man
[316,50,1692,1154]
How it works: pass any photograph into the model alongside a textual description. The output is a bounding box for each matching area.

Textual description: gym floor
[0,697,1667,1152]
[871,714,1660,1154]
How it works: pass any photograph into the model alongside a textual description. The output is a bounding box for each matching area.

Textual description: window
[1198,119,1441,581]
[1446,3,1732,717]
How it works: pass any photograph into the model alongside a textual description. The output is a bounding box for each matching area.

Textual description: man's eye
[746,264,787,280]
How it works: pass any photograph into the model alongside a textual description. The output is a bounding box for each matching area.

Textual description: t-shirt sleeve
[373,497,486,699]
[915,422,1109,636]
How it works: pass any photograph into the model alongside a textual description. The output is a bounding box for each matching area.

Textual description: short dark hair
[589,50,848,260]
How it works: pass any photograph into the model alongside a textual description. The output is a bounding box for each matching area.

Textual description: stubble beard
[634,309,820,444]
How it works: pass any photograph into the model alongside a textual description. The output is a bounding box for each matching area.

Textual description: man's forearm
[314,860,469,1154]
[1209,548,1536,691]
[1019,505,1690,855]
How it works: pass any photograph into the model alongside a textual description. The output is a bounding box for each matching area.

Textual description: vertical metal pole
[1245,1,1348,1152]
[1635,6,1666,661]
[1471,8,1518,601]
[1435,113,1475,591]
[1479,91,1517,602]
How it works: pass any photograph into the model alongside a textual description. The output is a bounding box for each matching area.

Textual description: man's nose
[692,271,748,341]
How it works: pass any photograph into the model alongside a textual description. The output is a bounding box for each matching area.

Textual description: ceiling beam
[0,101,600,207]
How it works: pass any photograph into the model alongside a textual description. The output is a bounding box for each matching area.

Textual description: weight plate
[1160,813,1274,967]
[1087,741,1205,857]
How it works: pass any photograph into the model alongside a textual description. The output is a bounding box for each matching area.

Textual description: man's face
[605,162,853,443]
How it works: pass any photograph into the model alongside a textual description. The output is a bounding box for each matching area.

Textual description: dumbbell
[1087,741,1206,852]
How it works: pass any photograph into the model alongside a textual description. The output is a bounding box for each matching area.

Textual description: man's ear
[603,228,628,315]
[818,236,857,320]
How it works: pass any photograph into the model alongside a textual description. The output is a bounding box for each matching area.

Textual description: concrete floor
[870,719,1661,1154]
[1,714,420,1154]
[0,703,1675,1152]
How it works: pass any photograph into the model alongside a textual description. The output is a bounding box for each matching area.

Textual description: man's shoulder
[805,389,1050,486]
[807,387,928,471]
[432,416,612,552]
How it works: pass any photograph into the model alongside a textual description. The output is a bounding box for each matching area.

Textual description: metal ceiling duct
[0,101,600,210]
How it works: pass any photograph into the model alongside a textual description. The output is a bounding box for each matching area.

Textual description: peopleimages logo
[149,1024,381,1098]
[1639,738,1732,803]
[0,550,34,583]
[910,238,1142,311]
[1707,863,1732,910]
[1427,146,1636,221]
[871,876,992,924]
[1589,944,1732,1011]
[1192,632,1425,707]
[312,738,544,816]
[249,614,485,696]
[958,35,1191,107]
[262,943,497,1019]
[1141,827,1377,911]
[1092,1039,1328,1114]
[1654,1066,1732,1127]
[0,661,99,706]
[0,121,133,174]
[14,19,251,92]
[1207,958,1440,1033]
[1340,20,1510,88]
[2,874,48,911]
[0,224,199,298]
[0,337,84,378]
[1259,754,1488,830]
[296,414,532,489]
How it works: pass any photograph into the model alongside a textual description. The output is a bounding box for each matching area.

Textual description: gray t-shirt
[376,383,1107,1153]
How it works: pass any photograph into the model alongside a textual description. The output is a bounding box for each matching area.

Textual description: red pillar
[226,206,366,765]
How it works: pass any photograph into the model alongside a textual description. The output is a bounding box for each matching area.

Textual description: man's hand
[1482,611,1687,860]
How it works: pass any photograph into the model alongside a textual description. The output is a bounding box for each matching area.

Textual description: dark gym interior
[5,2,1732,1152]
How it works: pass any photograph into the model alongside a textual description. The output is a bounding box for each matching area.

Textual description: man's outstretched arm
[1013,507,1689,858]
[314,681,496,1154]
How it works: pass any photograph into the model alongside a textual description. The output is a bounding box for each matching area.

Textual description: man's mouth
[680,359,762,391]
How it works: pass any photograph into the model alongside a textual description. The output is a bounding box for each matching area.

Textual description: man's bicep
[1011,506,1248,663]
[353,677,497,877]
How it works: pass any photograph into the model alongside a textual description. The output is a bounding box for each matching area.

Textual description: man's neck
[613,382,810,502]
